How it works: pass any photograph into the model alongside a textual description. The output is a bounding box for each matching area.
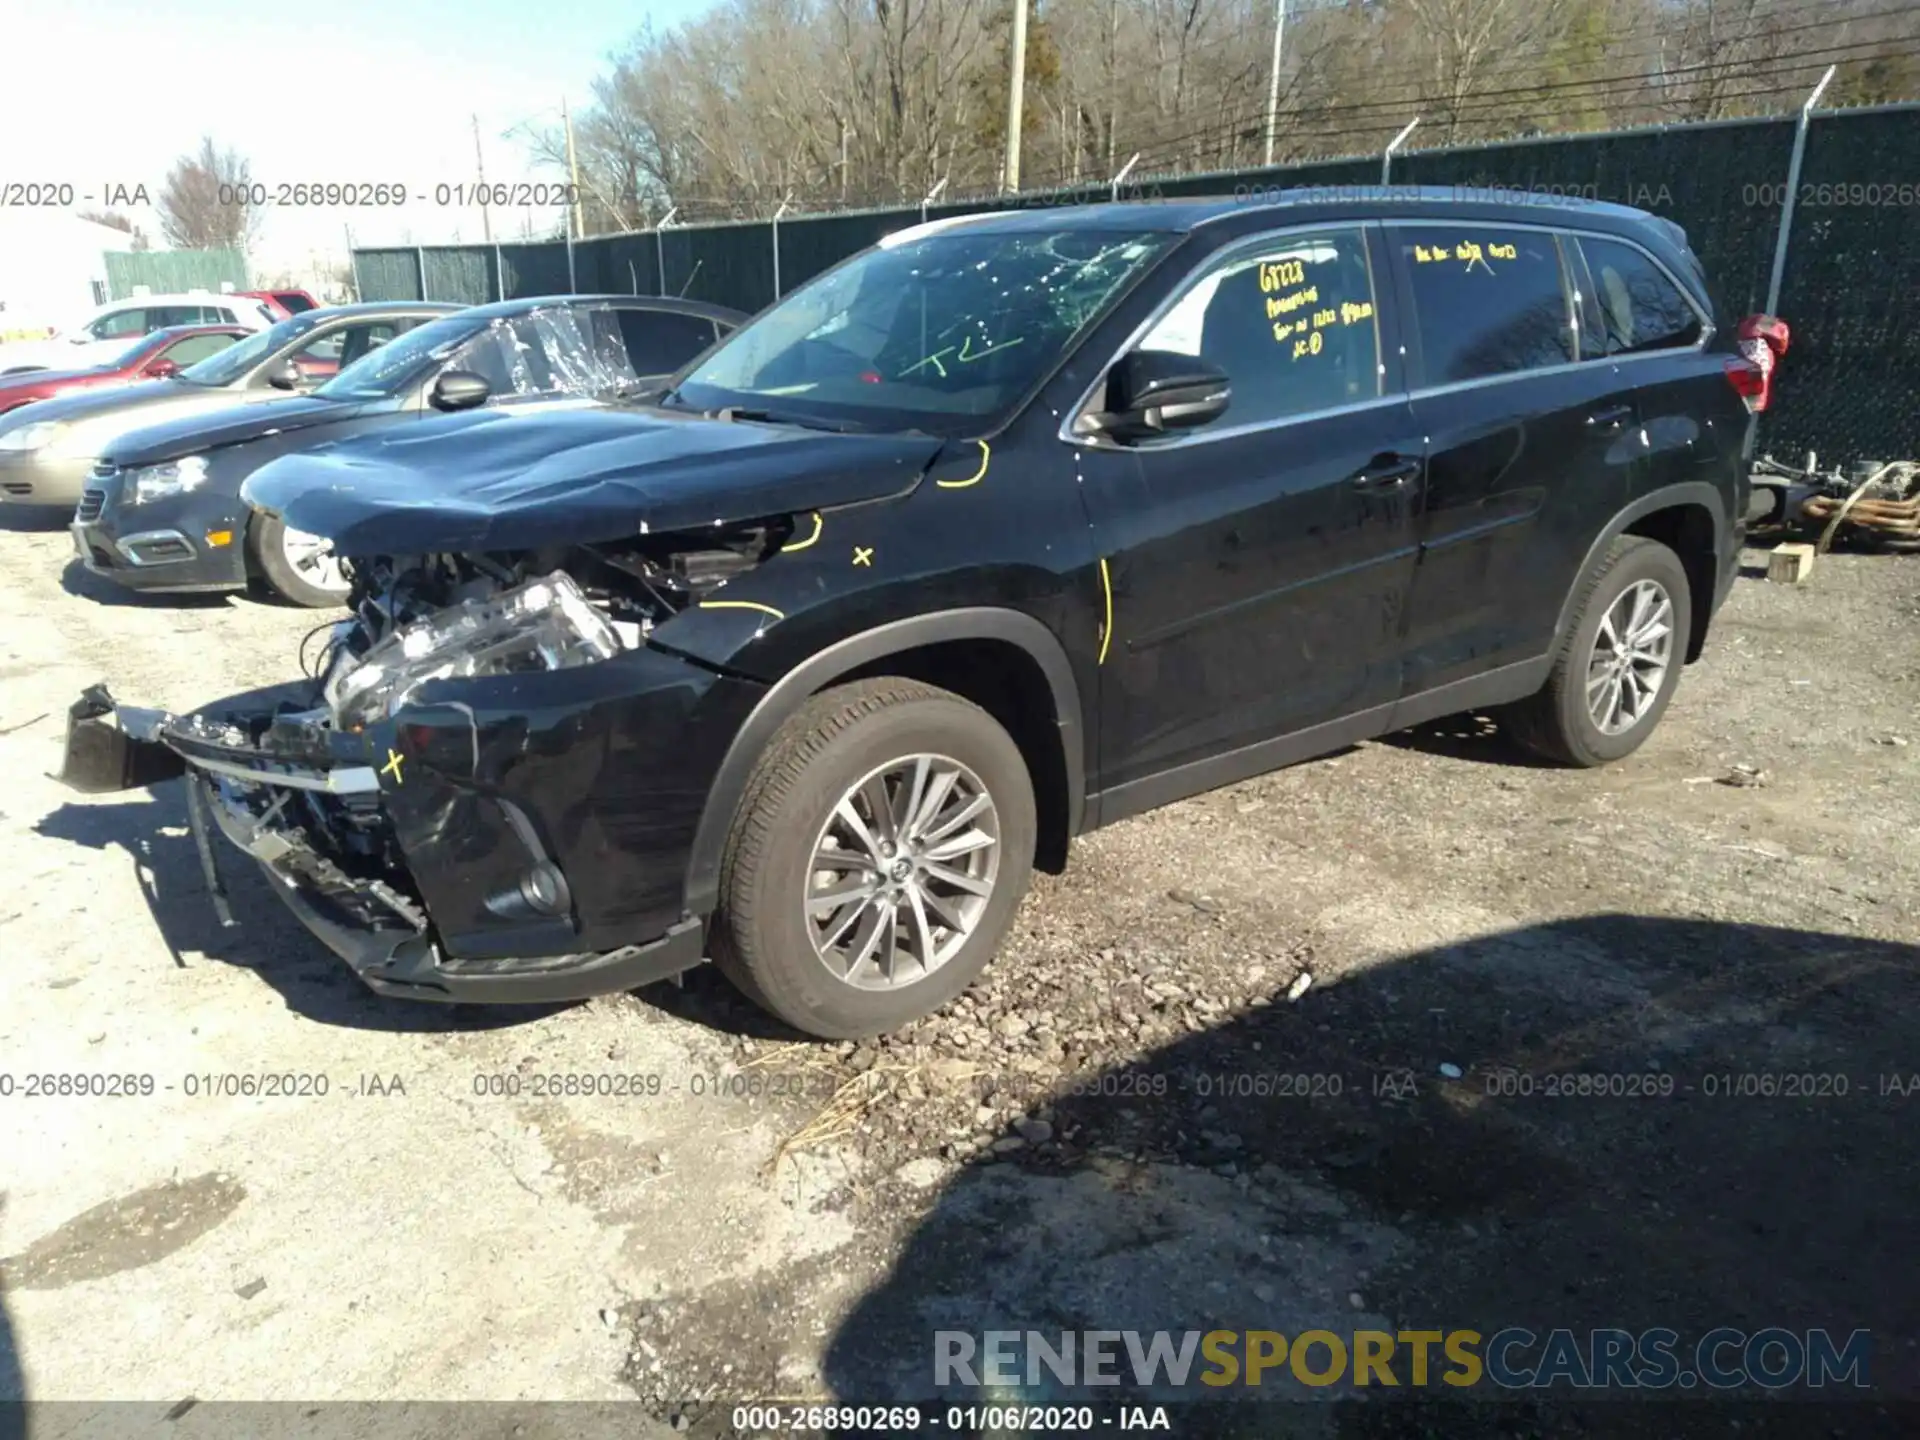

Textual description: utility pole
[562,97,584,240]
[472,113,493,244]
[1263,0,1287,169]
[1003,0,1029,193]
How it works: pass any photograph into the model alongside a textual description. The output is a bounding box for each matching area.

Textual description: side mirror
[429,369,492,413]
[265,359,305,390]
[143,358,181,379]
[1081,349,1231,441]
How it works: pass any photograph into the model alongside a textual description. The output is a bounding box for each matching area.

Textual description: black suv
[60,191,1763,1038]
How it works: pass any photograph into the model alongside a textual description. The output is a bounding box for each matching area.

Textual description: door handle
[1587,404,1633,433]
[1353,457,1420,490]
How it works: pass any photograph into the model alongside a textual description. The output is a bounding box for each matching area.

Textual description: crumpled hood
[240,404,947,554]
[102,394,393,468]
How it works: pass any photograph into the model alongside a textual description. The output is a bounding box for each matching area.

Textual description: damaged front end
[59,532,782,1002]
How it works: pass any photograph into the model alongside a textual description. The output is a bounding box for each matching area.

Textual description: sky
[0,0,715,279]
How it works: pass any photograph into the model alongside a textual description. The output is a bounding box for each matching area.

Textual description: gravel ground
[0,511,1915,1436]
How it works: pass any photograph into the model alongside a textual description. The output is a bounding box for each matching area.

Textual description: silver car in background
[0,302,459,509]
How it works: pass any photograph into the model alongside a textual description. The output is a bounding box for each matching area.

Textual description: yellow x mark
[381,748,405,784]
[853,546,874,567]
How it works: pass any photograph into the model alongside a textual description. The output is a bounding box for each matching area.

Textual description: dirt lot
[0,513,1915,1436]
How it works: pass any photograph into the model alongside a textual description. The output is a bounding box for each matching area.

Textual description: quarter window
[1135,229,1380,429]
[1579,237,1703,355]
[1400,227,1573,385]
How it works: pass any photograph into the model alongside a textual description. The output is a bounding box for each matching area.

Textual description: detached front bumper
[71,466,251,594]
[58,683,708,1003]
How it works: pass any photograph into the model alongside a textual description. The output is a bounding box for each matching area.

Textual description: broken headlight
[325,571,619,730]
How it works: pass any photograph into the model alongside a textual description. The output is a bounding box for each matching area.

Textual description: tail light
[1725,358,1769,413]
[1729,313,1790,414]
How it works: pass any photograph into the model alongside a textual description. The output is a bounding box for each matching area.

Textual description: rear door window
[617,308,719,376]
[1396,226,1574,385]
[1577,236,1704,355]
[159,333,240,366]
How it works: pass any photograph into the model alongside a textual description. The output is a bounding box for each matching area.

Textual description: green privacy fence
[352,104,1920,466]
[104,248,248,299]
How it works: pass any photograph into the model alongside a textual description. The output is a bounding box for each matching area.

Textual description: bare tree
[157,138,260,252]
[78,209,152,251]
[538,0,1918,216]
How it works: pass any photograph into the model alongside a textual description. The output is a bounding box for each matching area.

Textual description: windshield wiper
[713,405,868,434]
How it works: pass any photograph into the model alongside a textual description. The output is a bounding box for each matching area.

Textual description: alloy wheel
[1586,578,1674,735]
[804,753,1001,991]
[281,525,348,594]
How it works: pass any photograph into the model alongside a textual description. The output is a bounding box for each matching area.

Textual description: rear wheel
[710,678,1036,1039]
[249,510,350,608]
[1504,534,1692,767]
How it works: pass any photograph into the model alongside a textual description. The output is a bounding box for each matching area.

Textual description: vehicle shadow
[33,789,557,1033]
[0,506,69,534]
[0,1196,21,1415]
[58,558,234,610]
[1377,711,1540,767]
[823,915,1917,1432]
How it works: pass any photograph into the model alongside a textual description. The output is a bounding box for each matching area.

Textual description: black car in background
[71,295,743,605]
[62,192,1766,1037]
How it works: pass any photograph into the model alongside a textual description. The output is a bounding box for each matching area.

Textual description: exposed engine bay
[315,522,784,723]
[59,521,795,999]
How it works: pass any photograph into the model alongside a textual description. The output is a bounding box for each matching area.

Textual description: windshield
[178,313,323,386]
[316,312,490,399]
[673,225,1175,435]
[318,304,641,402]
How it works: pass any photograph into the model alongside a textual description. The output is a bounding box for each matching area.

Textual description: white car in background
[0,293,277,376]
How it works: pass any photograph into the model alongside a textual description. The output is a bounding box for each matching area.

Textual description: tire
[1504,534,1693,767]
[248,510,350,608]
[710,678,1037,1039]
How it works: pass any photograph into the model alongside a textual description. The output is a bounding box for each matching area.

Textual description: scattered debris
[1439,1063,1464,1079]
[0,711,47,738]
[599,1308,621,1330]
[234,1278,266,1301]
[1287,972,1315,1002]
[1717,763,1771,789]
[1166,888,1224,916]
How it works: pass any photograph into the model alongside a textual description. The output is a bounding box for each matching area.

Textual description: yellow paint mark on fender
[937,440,990,489]
[381,748,405,785]
[781,512,823,552]
[697,599,787,621]
[1097,557,1114,666]
[852,545,874,566]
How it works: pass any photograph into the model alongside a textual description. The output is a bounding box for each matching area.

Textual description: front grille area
[76,487,107,522]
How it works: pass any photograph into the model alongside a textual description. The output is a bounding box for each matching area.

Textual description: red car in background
[239,290,320,319]
[0,325,251,415]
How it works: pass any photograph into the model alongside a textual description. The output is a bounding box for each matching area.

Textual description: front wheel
[710,678,1037,1039]
[1504,534,1693,767]
[249,510,350,608]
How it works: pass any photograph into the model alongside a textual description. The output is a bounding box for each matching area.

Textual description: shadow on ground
[825,915,1918,1434]
[34,788,557,1033]
[58,557,237,610]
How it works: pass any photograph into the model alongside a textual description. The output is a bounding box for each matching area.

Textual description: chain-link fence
[351,103,1920,466]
